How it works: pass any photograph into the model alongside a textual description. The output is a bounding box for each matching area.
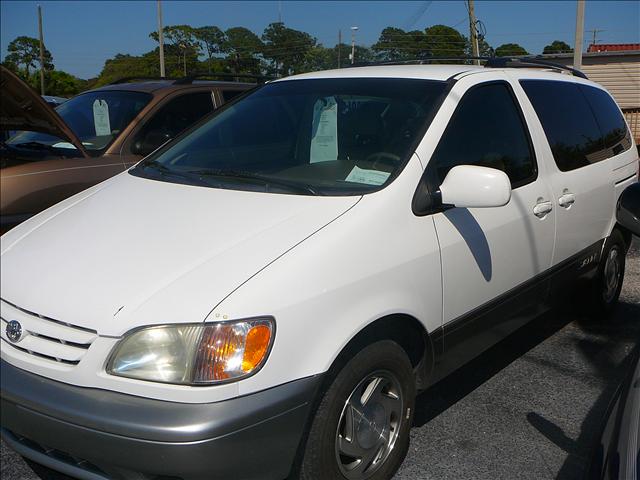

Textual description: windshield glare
[136,78,446,195]
[7,90,151,153]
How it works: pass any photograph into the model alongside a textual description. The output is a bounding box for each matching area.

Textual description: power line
[404,1,433,30]
[587,28,605,46]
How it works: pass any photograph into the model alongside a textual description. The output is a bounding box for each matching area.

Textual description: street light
[350,26,359,64]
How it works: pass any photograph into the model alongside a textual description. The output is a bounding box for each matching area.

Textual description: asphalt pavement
[2,240,639,480]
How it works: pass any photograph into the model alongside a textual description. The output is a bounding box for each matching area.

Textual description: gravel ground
[2,241,639,480]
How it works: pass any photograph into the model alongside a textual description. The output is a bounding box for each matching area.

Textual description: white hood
[0,173,359,336]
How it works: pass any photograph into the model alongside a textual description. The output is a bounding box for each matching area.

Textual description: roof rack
[486,56,588,79]
[348,56,588,79]
[109,73,274,86]
[174,73,275,85]
[109,76,179,85]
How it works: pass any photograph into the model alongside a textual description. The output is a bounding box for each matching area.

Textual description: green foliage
[3,40,84,96]
[262,22,317,75]
[44,70,84,96]
[194,26,226,72]
[6,21,549,97]
[373,25,471,61]
[475,37,495,57]
[495,43,529,57]
[424,25,467,58]
[150,25,201,75]
[94,51,160,86]
[329,44,374,67]
[543,40,573,54]
[373,27,418,60]
[223,27,264,74]
[6,36,53,76]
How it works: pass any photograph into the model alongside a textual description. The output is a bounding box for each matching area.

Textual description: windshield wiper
[140,161,211,187]
[187,169,321,196]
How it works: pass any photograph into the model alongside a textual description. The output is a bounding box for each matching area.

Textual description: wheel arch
[323,313,436,395]
[287,313,435,479]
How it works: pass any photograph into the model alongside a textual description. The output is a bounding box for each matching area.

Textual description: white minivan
[1,61,638,480]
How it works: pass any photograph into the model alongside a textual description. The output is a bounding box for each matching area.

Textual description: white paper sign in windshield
[92,99,111,137]
[345,166,391,186]
[310,96,338,163]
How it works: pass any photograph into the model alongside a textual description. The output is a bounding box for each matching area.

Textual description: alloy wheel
[335,370,403,479]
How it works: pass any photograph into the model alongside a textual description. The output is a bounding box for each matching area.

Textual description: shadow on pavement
[413,308,573,427]
[412,301,640,478]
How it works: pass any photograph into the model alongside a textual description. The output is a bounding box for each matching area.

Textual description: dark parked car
[0,66,255,233]
[587,347,639,480]
[586,182,640,480]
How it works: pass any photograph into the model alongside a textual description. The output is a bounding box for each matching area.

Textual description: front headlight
[106,318,274,385]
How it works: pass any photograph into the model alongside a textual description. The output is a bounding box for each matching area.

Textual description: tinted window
[132,91,214,156]
[521,80,630,172]
[429,82,536,188]
[578,84,630,150]
[222,90,244,102]
[132,78,447,195]
[7,90,151,153]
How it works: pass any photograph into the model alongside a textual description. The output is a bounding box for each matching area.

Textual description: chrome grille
[0,299,97,365]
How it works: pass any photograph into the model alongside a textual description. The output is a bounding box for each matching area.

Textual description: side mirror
[616,182,640,236]
[439,165,511,208]
[131,131,171,156]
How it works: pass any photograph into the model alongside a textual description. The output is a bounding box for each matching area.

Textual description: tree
[423,25,466,58]
[150,25,200,75]
[373,27,409,60]
[194,26,226,72]
[223,27,264,74]
[262,22,317,76]
[495,43,529,57]
[476,37,495,57]
[328,43,374,67]
[543,40,572,54]
[95,51,159,86]
[372,28,431,60]
[5,36,53,77]
[44,70,83,96]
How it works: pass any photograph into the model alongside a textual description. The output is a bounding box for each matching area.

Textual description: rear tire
[299,340,415,480]
[588,230,626,319]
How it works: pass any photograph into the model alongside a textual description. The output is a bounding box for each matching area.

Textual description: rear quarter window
[520,80,632,172]
[578,84,632,152]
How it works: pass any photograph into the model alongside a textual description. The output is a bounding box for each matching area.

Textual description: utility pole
[157,0,165,77]
[573,0,585,69]
[587,28,605,49]
[350,26,358,65]
[37,5,45,95]
[338,30,342,68]
[467,0,480,65]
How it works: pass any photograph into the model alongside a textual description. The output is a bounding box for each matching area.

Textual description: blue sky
[1,0,639,79]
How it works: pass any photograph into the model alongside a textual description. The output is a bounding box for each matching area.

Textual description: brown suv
[0,66,255,233]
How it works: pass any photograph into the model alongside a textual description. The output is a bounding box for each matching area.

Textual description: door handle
[533,200,553,218]
[559,192,576,208]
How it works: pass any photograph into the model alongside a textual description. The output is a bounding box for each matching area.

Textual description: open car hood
[0,66,89,158]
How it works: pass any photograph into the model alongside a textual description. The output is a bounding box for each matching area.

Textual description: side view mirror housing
[616,181,640,236]
[439,165,512,209]
[131,131,172,157]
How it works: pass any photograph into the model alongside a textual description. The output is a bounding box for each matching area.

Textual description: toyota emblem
[6,320,23,343]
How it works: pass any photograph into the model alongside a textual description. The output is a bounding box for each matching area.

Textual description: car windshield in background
[7,90,151,154]
[132,78,446,195]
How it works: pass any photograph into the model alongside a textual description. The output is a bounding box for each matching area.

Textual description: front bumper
[0,360,322,480]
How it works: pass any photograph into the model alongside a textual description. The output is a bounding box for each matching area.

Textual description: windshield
[132,78,446,195]
[7,90,151,154]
